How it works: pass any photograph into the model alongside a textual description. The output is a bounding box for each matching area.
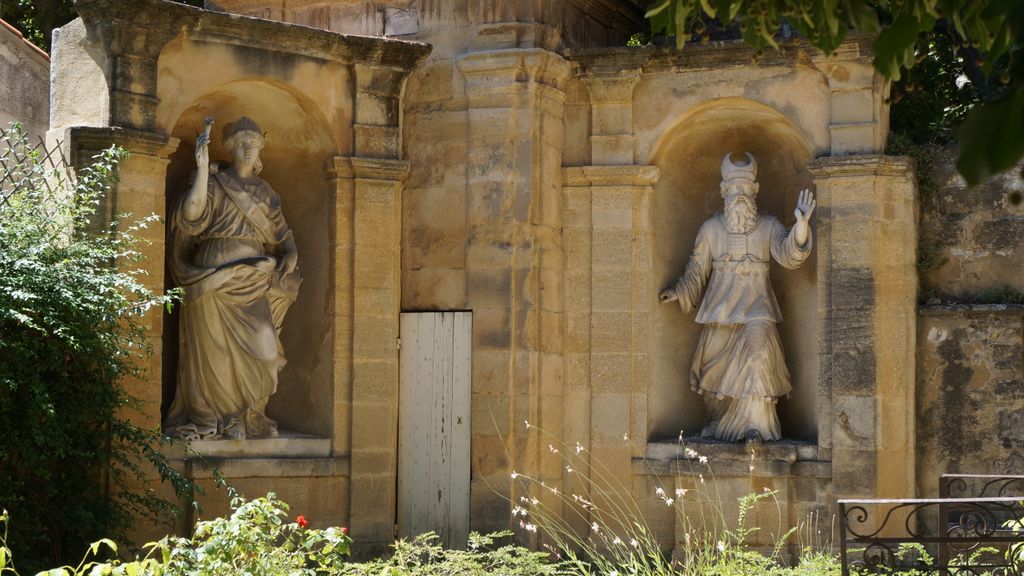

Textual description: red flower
[340,526,349,536]
[296,514,309,528]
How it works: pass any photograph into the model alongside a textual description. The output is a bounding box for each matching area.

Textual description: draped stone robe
[670,211,811,441]
[164,169,300,439]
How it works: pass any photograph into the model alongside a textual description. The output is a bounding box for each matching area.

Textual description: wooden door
[398,312,471,548]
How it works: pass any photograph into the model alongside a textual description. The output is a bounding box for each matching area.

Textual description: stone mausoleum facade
[43,0,1022,556]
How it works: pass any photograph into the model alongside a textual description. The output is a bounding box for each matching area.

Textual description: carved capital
[67,126,179,167]
[808,154,914,180]
[457,48,572,107]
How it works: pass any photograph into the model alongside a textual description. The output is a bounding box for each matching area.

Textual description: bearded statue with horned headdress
[659,153,815,444]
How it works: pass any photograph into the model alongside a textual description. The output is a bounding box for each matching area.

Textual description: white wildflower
[531,498,539,505]
[717,540,725,552]
[622,433,629,441]
[664,498,674,506]
[699,455,708,464]
[591,522,600,533]
[575,442,584,454]
[655,487,665,497]
[511,471,519,479]
[525,523,537,533]
[630,538,639,548]
[685,448,698,459]
[613,536,623,546]
[565,465,574,473]
[675,488,687,497]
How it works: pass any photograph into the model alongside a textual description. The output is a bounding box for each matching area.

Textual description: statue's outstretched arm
[182,117,214,222]
[659,226,711,312]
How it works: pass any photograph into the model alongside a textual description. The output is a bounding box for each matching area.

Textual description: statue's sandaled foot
[244,409,279,438]
[745,428,763,447]
[222,417,246,440]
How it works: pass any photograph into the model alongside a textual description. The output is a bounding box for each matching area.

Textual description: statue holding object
[659,153,815,444]
[164,116,301,441]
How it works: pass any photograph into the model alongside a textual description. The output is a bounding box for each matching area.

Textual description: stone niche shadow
[160,79,336,440]
[648,97,818,444]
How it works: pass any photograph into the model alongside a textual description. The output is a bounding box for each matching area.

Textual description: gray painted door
[398,312,471,548]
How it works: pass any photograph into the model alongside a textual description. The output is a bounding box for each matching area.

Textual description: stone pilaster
[580,68,641,165]
[457,48,570,534]
[561,164,659,529]
[67,126,179,428]
[353,64,407,159]
[326,157,356,457]
[813,46,890,155]
[809,155,917,502]
[347,157,408,544]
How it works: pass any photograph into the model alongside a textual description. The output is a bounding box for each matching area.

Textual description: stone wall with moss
[914,146,1024,499]
[916,306,1024,498]
[915,145,1024,303]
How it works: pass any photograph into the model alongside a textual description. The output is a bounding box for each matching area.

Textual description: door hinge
[396,337,402,350]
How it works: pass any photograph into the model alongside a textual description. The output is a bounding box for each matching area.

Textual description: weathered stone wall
[916,306,1024,499]
[0,19,49,140]
[206,0,645,51]
[920,146,1024,300]
[913,146,1024,499]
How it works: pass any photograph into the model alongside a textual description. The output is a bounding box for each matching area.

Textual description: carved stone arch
[648,97,819,443]
[160,79,341,438]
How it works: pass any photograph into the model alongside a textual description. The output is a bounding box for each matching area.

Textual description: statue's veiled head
[223,116,266,175]
[720,152,759,233]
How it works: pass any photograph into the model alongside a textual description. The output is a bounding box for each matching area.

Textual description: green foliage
[0,125,192,574]
[0,493,353,576]
[340,531,566,576]
[644,0,1024,186]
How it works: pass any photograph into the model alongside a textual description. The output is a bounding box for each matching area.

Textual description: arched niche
[648,97,818,443]
[160,79,340,437]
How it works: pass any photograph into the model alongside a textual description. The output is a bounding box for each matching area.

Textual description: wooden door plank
[449,312,472,548]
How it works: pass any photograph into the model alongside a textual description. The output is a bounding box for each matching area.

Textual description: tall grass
[506,422,840,575]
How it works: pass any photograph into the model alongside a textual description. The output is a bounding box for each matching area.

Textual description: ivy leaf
[956,90,1024,186]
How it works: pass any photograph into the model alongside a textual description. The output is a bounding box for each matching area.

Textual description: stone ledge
[169,430,331,460]
[918,303,1024,316]
[635,438,829,478]
[178,456,351,480]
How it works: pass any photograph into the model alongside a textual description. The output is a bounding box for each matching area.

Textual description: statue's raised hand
[792,189,815,246]
[195,117,213,169]
[794,189,816,222]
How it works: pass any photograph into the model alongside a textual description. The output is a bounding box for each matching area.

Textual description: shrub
[0,125,192,572]
[0,492,352,576]
[339,531,565,576]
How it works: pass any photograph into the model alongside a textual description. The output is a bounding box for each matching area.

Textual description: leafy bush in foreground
[0,125,191,572]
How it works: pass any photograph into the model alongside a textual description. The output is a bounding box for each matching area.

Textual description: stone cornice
[73,0,431,70]
[67,126,180,161]
[562,165,660,187]
[457,48,572,92]
[808,154,914,179]
[567,34,874,76]
[351,157,410,182]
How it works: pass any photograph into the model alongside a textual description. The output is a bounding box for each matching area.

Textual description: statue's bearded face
[722,180,758,234]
